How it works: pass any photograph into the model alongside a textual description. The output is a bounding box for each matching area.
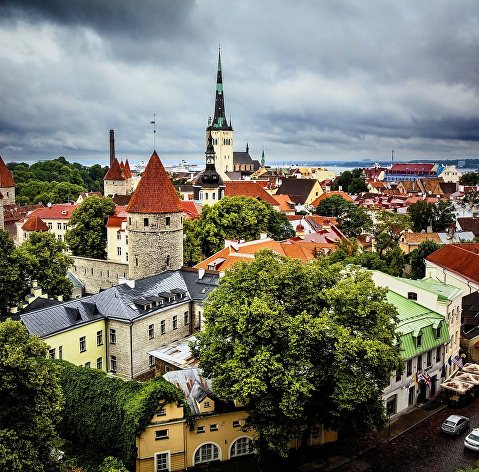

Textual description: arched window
[194,443,220,464]
[230,437,253,458]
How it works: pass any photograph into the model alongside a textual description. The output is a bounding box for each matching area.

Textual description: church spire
[209,47,232,131]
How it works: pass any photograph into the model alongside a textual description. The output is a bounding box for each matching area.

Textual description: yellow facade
[136,400,337,472]
[44,319,107,370]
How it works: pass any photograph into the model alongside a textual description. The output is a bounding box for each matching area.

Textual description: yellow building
[136,368,337,471]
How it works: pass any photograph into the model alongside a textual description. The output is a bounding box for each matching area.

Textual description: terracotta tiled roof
[106,215,126,228]
[21,215,49,232]
[112,194,132,205]
[28,204,78,220]
[194,238,335,272]
[3,203,43,223]
[390,163,435,173]
[0,156,15,187]
[126,151,182,214]
[224,181,279,207]
[181,200,202,220]
[402,232,442,244]
[426,244,479,285]
[104,158,126,181]
[310,191,353,208]
[272,194,295,212]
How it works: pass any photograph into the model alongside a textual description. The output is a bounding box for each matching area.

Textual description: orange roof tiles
[126,151,183,214]
[426,244,479,285]
[0,156,15,187]
[224,181,279,207]
[21,215,49,232]
[402,232,442,244]
[311,191,353,208]
[104,158,126,181]
[272,194,295,212]
[181,200,202,219]
[195,238,335,272]
[28,204,78,220]
[106,216,126,228]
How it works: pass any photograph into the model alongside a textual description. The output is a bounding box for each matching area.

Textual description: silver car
[465,428,479,451]
[441,415,470,435]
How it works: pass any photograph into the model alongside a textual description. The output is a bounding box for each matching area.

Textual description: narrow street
[335,400,479,472]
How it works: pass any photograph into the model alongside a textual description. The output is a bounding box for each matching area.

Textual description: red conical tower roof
[124,159,132,178]
[0,156,15,187]
[22,215,49,232]
[126,151,182,214]
[104,157,126,181]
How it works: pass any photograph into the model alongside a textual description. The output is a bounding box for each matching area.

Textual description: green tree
[183,218,203,266]
[331,168,367,193]
[193,251,400,458]
[98,456,129,472]
[407,201,434,232]
[0,230,29,314]
[65,196,116,259]
[460,171,479,186]
[0,320,63,472]
[194,196,294,257]
[409,240,441,279]
[432,200,455,232]
[19,232,73,299]
[316,195,353,217]
[339,204,373,238]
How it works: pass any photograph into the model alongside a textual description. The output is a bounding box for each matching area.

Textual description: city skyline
[1,1,479,166]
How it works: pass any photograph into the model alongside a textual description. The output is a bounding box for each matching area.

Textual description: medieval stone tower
[126,151,183,279]
[0,155,16,205]
[206,49,234,178]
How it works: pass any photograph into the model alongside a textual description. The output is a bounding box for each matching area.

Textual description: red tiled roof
[126,151,183,214]
[272,194,295,212]
[0,156,15,187]
[310,191,354,208]
[28,204,78,220]
[181,200,202,219]
[390,163,435,173]
[124,159,132,178]
[224,181,279,207]
[106,216,126,228]
[426,244,479,285]
[104,158,126,181]
[21,215,49,232]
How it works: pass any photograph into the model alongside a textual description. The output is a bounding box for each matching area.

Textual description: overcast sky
[1,0,479,167]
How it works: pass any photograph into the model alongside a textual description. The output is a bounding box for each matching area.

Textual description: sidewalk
[298,399,446,471]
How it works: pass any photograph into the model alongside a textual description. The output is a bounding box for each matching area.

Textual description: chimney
[198,268,205,280]
[109,129,115,167]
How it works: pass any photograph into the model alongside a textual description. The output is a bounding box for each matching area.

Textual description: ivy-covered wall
[55,360,185,468]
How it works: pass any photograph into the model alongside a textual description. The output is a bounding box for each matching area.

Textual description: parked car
[465,428,479,451]
[441,415,470,435]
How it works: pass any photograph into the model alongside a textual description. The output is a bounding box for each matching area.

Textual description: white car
[464,428,479,451]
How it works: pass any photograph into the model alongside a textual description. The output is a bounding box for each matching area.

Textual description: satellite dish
[47,202,52,207]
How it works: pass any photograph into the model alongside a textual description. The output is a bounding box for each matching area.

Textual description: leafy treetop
[193,250,401,457]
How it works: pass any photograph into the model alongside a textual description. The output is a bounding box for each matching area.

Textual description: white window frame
[193,442,221,465]
[154,451,170,472]
[230,436,254,458]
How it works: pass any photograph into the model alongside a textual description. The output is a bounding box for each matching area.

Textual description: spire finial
[150,114,157,150]
[246,142,249,153]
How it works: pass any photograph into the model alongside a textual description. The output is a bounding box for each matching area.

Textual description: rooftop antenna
[150,114,156,150]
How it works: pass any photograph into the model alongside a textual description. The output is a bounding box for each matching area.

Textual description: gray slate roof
[21,269,219,338]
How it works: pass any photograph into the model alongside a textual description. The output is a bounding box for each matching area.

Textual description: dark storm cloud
[1,0,479,164]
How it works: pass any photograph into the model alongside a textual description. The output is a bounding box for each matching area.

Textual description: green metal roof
[391,276,461,302]
[386,291,450,360]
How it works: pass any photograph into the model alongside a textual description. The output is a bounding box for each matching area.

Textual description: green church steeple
[208,47,233,131]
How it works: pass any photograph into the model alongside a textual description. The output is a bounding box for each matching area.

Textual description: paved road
[336,401,479,472]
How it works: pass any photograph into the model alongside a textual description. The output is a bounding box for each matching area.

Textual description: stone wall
[128,212,183,279]
[0,186,15,205]
[72,256,129,294]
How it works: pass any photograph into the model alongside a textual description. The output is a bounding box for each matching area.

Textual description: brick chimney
[109,129,115,167]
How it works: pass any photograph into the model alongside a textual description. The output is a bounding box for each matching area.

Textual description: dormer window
[416,333,422,347]
[436,325,441,338]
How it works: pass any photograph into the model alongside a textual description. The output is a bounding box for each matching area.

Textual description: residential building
[276,178,324,206]
[224,181,280,211]
[21,268,219,379]
[371,271,463,379]
[425,243,479,294]
[398,232,442,254]
[384,163,440,182]
[382,291,450,417]
[461,292,479,362]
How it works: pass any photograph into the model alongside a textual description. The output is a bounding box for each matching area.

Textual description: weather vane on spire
[150,114,156,150]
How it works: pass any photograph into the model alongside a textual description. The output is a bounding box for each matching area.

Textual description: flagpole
[150,114,157,150]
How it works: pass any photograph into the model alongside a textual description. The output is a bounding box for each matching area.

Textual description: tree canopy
[184,196,295,259]
[19,232,73,300]
[65,196,116,260]
[459,171,479,186]
[0,320,63,472]
[407,200,455,232]
[193,251,401,457]
[331,168,368,194]
[8,157,107,204]
[409,240,442,279]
